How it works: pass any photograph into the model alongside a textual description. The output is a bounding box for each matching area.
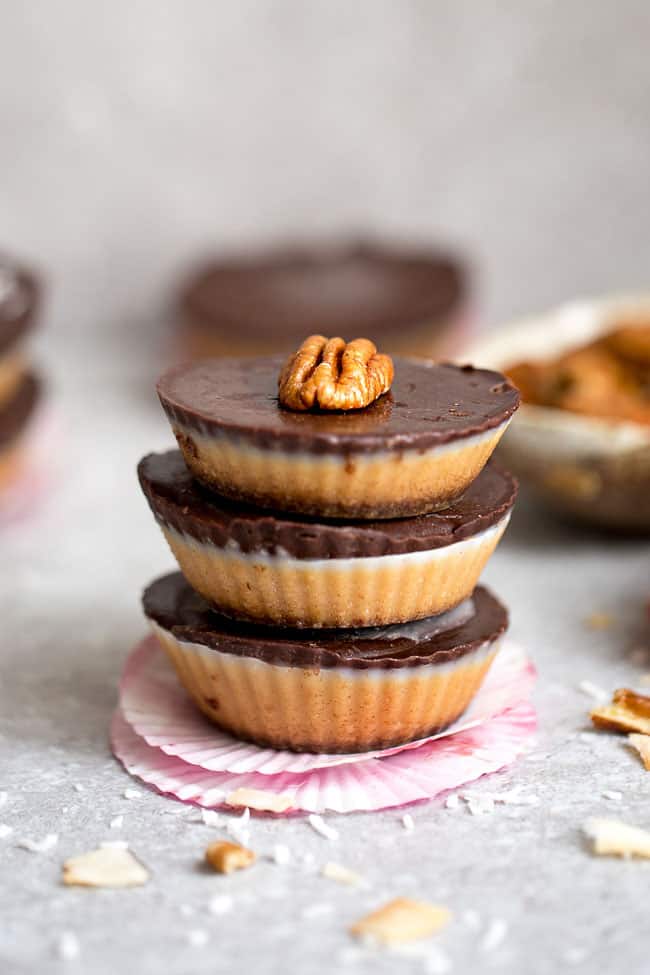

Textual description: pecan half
[278,335,394,412]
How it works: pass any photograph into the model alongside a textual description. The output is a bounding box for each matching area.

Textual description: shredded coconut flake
[602,790,623,801]
[19,833,58,853]
[109,815,124,830]
[201,809,221,827]
[578,680,608,701]
[480,918,508,952]
[321,861,363,886]
[208,894,233,916]
[308,814,339,841]
[56,931,81,961]
[123,788,141,800]
[401,814,415,831]
[271,844,291,865]
[444,794,460,810]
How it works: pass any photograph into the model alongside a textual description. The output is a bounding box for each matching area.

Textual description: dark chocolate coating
[143,573,507,670]
[0,260,40,357]
[158,357,520,455]
[0,372,41,447]
[137,450,517,558]
[179,242,466,344]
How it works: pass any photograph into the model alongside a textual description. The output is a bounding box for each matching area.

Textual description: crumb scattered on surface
[123,789,141,800]
[109,815,124,830]
[602,790,623,801]
[270,844,291,865]
[19,833,58,853]
[445,795,460,810]
[63,846,149,887]
[584,612,614,631]
[584,817,650,858]
[578,680,608,701]
[627,733,650,770]
[56,931,81,961]
[480,918,508,952]
[308,814,339,841]
[401,813,415,831]
[201,809,221,827]
[350,897,451,946]
[208,894,233,916]
[205,840,256,875]
[225,788,293,813]
[321,861,363,886]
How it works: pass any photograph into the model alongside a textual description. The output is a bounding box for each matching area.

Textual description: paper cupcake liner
[111,701,536,814]
[0,404,59,526]
[120,635,535,774]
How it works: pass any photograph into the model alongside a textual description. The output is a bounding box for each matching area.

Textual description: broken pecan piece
[590,688,650,735]
[278,335,394,412]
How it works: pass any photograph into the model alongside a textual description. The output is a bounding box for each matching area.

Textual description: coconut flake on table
[208,894,233,916]
[308,815,339,841]
[602,790,623,801]
[201,809,221,827]
[55,931,81,961]
[109,815,124,830]
[578,680,609,701]
[321,862,363,887]
[270,844,291,865]
[19,833,58,853]
[480,918,508,952]
[401,813,415,831]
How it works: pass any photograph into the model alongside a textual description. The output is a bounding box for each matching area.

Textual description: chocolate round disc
[158,357,520,455]
[144,573,507,670]
[137,450,517,558]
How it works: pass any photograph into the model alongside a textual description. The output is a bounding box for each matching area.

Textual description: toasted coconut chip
[628,733,650,770]
[584,818,650,858]
[62,847,149,887]
[591,688,650,735]
[224,788,293,813]
[321,861,363,887]
[205,840,256,874]
[350,898,451,946]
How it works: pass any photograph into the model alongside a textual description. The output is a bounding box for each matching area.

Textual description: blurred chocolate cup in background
[174,240,470,360]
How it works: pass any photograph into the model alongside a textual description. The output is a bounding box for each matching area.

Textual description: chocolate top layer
[144,572,507,670]
[0,260,40,357]
[0,372,41,446]
[180,243,466,343]
[158,357,520,454]
[138,451,517,558]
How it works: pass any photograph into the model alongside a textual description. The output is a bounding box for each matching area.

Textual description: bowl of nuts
[465,294,650,531]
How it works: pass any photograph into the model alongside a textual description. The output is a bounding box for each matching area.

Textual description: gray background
[2,3,650,974]
[2,0,650,350]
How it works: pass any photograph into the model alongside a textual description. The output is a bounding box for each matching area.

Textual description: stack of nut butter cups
[138,335,520,754]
